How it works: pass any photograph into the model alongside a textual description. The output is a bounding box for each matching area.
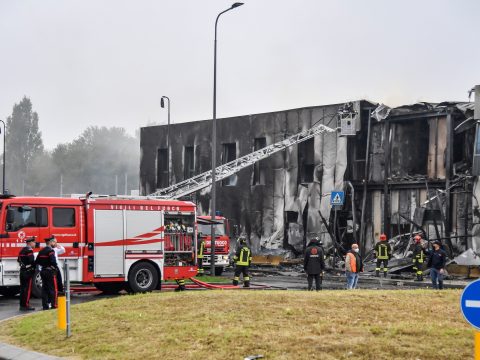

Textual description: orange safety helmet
[414,235,422,242]
[379,233,387,241]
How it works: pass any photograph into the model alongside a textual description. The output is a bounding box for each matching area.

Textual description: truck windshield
[198,223,225,236]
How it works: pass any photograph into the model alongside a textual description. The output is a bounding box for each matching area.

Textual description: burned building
[140,88,480,258]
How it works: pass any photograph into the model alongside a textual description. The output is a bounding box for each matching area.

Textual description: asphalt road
[0,292,107,322]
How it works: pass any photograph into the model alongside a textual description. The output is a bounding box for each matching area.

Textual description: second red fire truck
[197,215,233,276]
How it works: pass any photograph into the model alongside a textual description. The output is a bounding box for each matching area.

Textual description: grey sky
[1,0,479,149]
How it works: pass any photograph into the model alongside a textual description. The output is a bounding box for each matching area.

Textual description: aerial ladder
[148,122,337,199]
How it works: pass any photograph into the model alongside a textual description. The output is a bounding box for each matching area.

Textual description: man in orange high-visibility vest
[345,243,364,290]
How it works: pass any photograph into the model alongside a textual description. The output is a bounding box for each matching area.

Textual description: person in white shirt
[49,236,65,293]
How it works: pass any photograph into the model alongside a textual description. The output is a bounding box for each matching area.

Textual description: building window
[298,138,314,183]
[184,146,195,180]
[156,148,169,189]
[222,143,237,186]
[253,137,267,185]
[53,208,75,227]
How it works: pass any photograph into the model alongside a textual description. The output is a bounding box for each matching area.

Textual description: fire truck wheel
[128,262,159,293]
[94,282,125,294]
[0,286,20,297]
[214,267,224,276]
[32,270,43,299]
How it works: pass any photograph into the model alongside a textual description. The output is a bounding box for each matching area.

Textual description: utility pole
[211,2,244,276]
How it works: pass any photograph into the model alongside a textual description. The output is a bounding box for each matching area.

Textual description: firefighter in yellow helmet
[197,232,205,276]
[412,234,426,281]
[374,233,391,278]
[232,237,252,287]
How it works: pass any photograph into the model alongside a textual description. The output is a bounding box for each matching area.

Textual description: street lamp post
[211,2,244,276]
[160,96,171,187]
[0,120,5,194]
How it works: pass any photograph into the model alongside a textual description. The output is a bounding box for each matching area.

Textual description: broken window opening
[221,143,237,186]
[389,121,429,178]
[253,137,267,185]
[298,138,315,184]
[183,146,195,180]
[156,148,169,189]
[286,211,298,223]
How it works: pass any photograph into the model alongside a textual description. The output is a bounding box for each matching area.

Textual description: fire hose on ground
[69,278,272,294]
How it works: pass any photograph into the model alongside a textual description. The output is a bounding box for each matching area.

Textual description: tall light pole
[211,2,244,276]
[160,96,171,186]
[0,120,5,194]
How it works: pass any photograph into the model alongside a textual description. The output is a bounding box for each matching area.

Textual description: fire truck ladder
[148,122,336,199]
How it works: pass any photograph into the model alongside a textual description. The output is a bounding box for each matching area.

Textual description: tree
[5,97,44,194]
[51,126,139,195]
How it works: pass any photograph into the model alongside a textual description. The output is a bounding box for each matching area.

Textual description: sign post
[476,332,480,360]
[460,279,480,359]
[65,261,71,338]
[330,191,345,269]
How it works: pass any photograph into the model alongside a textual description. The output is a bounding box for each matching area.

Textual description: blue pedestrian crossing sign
[330,191,345,206]
[460,279,480,330]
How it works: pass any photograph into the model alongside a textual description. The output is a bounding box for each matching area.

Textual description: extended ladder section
[149,123,336,199]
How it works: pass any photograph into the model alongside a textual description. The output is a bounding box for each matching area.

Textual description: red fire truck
[197,216,232,276]
[0,194,197,296]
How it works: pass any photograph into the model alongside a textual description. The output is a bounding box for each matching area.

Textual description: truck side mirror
[6,209,15,224]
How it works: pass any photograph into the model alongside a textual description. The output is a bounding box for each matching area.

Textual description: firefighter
[304,237,325,291]
[175,279,186,292]
[50,236,65,293]
[17,237,36,311]
[197,233,205,276]
[35,237,59,310]
[233,237,252,287]
[374,233,391,278]
[412,234,426,281]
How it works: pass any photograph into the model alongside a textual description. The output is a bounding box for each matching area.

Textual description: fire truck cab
[0,194,197,296]
[197,216,233,276]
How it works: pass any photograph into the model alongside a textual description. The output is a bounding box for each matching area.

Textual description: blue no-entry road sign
[460,279,480,330]
[330,191,345,206]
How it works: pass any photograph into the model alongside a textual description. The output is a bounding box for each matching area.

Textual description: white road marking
[466,300,480,308]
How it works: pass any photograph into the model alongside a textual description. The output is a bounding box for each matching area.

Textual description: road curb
[0,342,63,360]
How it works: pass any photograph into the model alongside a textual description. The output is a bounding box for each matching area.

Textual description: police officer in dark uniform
[17,237,36,311]
[232,237,252,287]
[197,233,205,276]
[304,237,325,291]
[35,237,59,310]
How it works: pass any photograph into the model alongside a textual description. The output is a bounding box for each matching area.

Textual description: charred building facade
[140,88,480,258]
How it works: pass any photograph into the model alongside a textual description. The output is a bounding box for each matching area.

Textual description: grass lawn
[0,290,473,360]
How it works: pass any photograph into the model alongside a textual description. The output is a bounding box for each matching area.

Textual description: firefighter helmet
[379,233,387,241]
[414,235,422,242]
